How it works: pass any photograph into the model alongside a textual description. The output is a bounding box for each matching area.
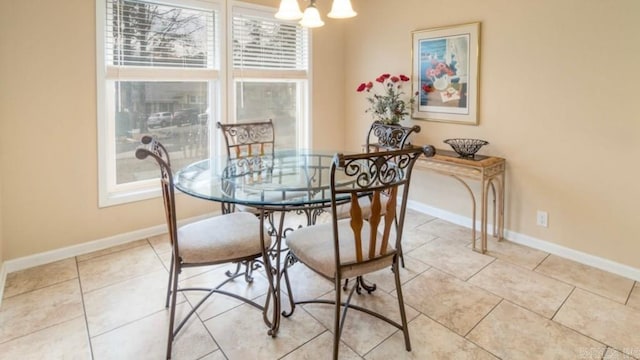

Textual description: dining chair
[217,119,275,158]
[216,120,275,214]
[365,120,421,152]
[282,145,435,360]
[368,121,421,267]
[337,121,421,219]
[336,121,422,272]
[216,119,299,281]
[136,135,271,360]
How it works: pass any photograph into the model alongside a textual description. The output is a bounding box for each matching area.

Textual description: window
[97,0,220,206]
[231,5,309,150]
[97,0,309,206]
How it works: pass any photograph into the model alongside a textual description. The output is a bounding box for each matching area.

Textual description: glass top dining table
[174,149,352,212]
[174,149,352,336]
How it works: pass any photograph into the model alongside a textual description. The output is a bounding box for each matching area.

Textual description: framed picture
[412,22,480,125]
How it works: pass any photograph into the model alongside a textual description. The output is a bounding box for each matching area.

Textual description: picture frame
[412,22,480,125]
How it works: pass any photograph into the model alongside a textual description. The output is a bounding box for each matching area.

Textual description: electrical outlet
[536,210,548,227]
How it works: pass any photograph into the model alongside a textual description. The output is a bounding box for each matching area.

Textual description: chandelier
[275,0,357,28]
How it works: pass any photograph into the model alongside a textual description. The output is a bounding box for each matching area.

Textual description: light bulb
[299,3,325,28]
[327,0,357,19]
[275,0,303,20]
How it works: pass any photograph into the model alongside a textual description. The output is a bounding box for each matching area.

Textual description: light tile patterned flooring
[2,210,640,359]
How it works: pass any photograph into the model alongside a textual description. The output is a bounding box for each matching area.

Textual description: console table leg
[490,182,497,238]
[449,175,479,252]
[481,179,490,254]
[498,171,506,241]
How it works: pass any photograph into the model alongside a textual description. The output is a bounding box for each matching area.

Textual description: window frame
[227,2,310,151]
[97,0,224,207]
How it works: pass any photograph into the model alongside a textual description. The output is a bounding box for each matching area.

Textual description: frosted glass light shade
[327,0,357,19]
[275,0,303,20]
[299,5,325,28]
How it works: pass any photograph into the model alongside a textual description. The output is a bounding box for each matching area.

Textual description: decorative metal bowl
[443,138,489,158]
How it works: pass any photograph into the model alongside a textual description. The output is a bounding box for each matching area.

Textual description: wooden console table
[416,149,506,253]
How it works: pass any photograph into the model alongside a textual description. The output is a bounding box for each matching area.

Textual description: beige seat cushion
[286,219,395,279]
[178,212,271,264]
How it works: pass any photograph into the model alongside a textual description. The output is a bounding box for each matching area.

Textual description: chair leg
[392,260,411,351]
[333,276,342,360]
[221,201,234,214]
[166,261,180,359]
[165,253,174,308]
[394,217,406,268]
[225,262,242,278]
[396,240,406,268]
[343,277,377,294]
[244,260,256,283]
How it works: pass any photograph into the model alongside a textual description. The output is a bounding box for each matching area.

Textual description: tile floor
[2,210,640,359]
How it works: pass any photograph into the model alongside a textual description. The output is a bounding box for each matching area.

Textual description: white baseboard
[3,212,218,275]
[3,225,165,274]
[406,200,640,282]
[0,261,6,308]
[503,229,640,283]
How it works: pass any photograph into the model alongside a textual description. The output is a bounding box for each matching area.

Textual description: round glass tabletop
[174,149,351,208]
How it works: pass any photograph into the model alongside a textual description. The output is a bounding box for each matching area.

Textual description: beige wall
[0,5,8,266]
[309,19,347,151]
[1,0,639,274]
[343,0,640,268]
[0,151,4,268]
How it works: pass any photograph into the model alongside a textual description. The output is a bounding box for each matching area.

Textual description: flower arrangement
[423,55,457,91]
[426,60,456,80]
[356,73,418,125]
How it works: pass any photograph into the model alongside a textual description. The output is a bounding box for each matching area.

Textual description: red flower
[399,74,410,81]
[381,73,391,79]
[422,84,434,93]
[365,82,373,90]
[356,83,367,92]
[390,76,400,83]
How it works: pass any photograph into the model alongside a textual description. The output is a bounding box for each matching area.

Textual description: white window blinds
[105,0,217,68]
[232,10,308,70]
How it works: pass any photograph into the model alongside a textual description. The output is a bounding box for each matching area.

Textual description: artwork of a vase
[433,74,450,91]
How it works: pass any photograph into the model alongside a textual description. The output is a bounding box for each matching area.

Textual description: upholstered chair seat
[178,212,271,264]
[287,219,394,279]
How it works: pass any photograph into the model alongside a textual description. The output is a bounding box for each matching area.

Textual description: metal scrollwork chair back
[217,119,275,160]
[365,120,421,152]
[136,135,271,359]
[282,145,436,360]
[216,120,275,214]
[338,121,421,220]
